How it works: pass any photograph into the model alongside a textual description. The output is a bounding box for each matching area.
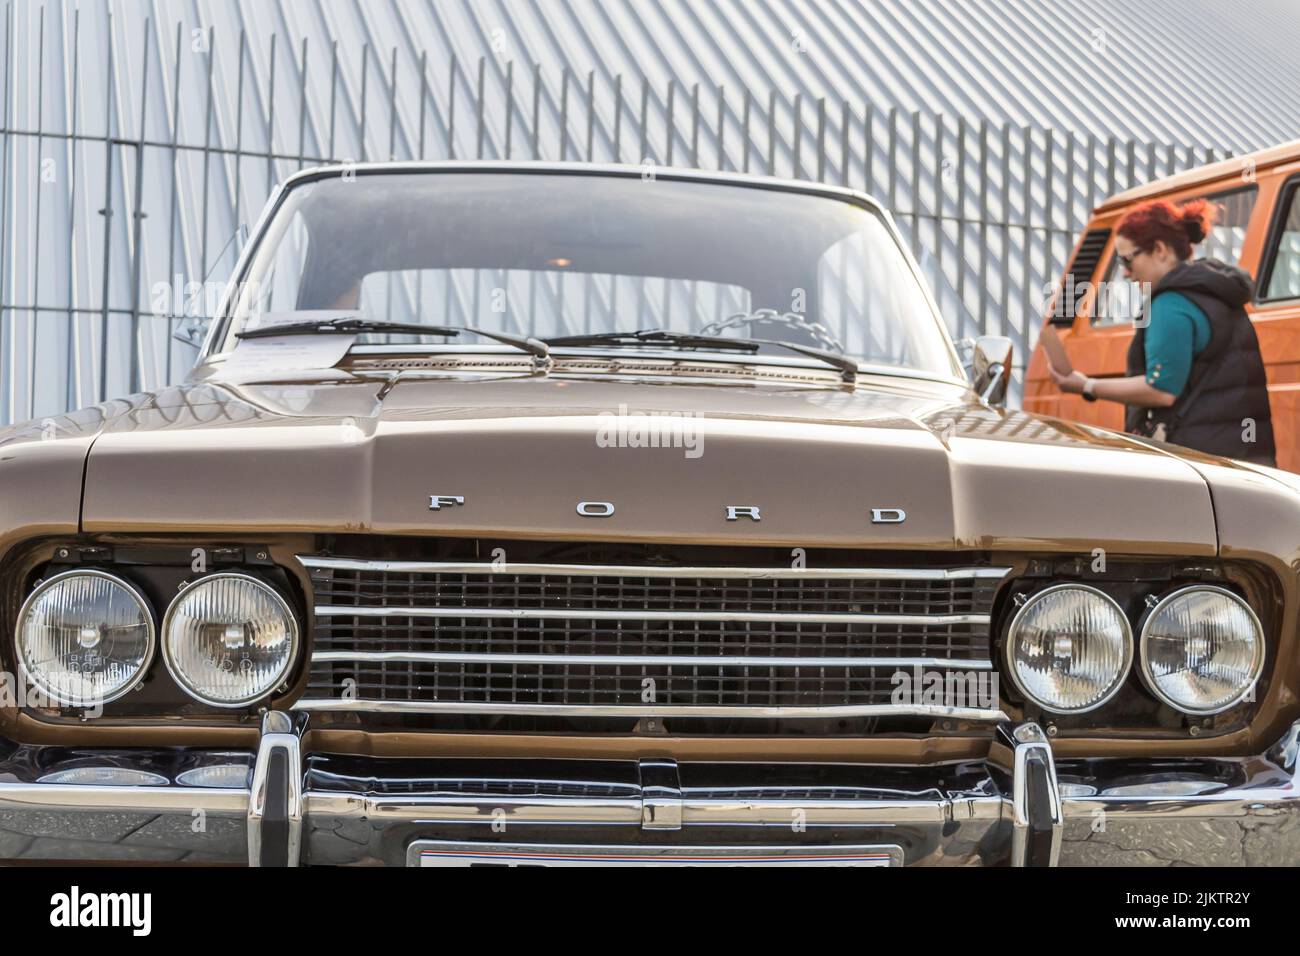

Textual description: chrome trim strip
[291,698,1009,720]
[405,840,905,866]
[307,791,645,826]
[304,790,990,828]
[298,556,1011,581]
[311,650,994,669]
[0,783,247,813]
[680,797,962,826]
[311,605,989,626]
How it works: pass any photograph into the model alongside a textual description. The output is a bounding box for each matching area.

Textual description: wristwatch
[1081,377,1098,402]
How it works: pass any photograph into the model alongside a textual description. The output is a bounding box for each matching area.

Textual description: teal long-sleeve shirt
[1144,291,1212,396]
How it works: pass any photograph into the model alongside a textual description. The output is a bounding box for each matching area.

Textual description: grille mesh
[316,569,990,615]
[298,558,1005,717]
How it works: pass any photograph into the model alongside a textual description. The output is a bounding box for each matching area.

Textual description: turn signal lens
[38,767,169,786]
[176,764,253,789]
[162,573,298,707]
[1006,584,1132,714]
[1139,586,1264,715]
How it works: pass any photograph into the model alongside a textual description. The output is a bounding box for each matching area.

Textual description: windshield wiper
[236,317,551,367]
[544,328,857,383]
[546,329,758,351]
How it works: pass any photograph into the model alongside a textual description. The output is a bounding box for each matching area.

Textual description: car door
[1251,164,1300,472]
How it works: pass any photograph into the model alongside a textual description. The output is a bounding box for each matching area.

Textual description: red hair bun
[1116,198,1217,260]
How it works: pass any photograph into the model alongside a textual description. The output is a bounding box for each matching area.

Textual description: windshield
[218,171,961,378]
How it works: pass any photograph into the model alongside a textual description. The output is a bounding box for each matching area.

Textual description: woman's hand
[1048,366,1089,395]
[1046,366,1179,407]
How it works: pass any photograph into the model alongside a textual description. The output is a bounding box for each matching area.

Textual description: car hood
[70,371,1220,553]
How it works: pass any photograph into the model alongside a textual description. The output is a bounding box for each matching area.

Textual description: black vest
[1124,259,1275,465]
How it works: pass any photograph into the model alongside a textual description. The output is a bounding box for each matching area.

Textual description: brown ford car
[2,163,1299,867]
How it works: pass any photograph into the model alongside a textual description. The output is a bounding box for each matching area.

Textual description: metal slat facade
[1,0,1297,426]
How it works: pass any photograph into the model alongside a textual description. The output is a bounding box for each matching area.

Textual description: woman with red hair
[1050,197,1275,465]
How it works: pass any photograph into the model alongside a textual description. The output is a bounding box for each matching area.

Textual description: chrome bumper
[2,715,1300,866]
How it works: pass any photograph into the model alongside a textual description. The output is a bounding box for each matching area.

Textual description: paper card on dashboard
[226,331,357,377]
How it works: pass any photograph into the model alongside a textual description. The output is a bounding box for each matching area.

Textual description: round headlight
[1006,584,1132,714]
[1139,586,1264,715]
[16,570,155,707]
[162,573,299,707]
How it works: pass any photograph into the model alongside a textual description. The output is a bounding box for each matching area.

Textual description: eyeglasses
[1117,248,1147,269]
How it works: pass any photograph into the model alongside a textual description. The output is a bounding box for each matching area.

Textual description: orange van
[1025,138,1300,471]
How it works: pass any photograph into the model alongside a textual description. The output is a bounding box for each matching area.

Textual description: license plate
[407,841,903,867]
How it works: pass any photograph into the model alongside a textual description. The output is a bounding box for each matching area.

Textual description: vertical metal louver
[1049,229,1111,326]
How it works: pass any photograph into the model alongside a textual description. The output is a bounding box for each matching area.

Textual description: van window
[1261,181,1300,301]
[1092,185,1258,325]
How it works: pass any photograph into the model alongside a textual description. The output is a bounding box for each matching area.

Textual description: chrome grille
[295,557,1008,720]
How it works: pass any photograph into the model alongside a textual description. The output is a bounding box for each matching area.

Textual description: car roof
[278,160,888,212]
[1095,138,1300,213]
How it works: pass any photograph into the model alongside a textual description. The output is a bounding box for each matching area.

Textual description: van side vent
[1050,228,1110,326]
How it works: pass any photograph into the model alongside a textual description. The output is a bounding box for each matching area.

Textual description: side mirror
[971,335,1013,406]
[170,314,210,349]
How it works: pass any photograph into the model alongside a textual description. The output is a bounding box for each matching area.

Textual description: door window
[1260,180,1300,302]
